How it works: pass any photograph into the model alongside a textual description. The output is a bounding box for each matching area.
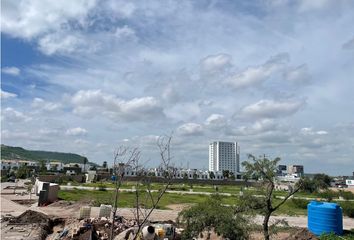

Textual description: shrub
[339,190,354,200]
[340,202,354,218]
[98,184,107,191]
[291,198,309,209]
[1,176,9,182]
[318,190,338,202]
[319,232,341,240]
[178,195,250,240]
[320,232,354,239]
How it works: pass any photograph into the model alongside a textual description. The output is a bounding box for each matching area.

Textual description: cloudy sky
[1,0,354,175]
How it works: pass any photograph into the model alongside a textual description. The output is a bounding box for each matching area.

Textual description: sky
[1,0,354,175]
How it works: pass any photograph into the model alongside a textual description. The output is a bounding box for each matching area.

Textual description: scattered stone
[289,228,319,240]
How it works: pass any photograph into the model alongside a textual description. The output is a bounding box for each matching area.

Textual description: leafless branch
[132,134,175,240]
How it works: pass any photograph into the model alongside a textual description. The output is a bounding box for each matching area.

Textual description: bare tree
[110,146,141,240]
[242,154,303,240]
[109,134,175,240]
[131,134,176,240]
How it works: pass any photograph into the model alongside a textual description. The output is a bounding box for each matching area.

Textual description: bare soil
[166,203,194,211]
[250,228,318,240]
[10,210,51,224]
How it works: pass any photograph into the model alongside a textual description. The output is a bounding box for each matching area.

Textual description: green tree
[299,174,332,193]
[39,160,47,175]
[178,195,250,240]
[313,174,332,189]
[222,170,230,179]
[209,171,215,179]
[299,177,317,193]
[16,165,28,179]
[242,154,302,240]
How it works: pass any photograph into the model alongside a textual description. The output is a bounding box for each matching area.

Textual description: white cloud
[114,25,137,40]
[300,127,328,136]
[241,99,305,119]
[205,114,227,130]
[164,102,201,122]
[38,33,90,55]
[31,98,61,111]
[65,127,88,136]
[131,135,160,146]
[234,119,279,136]
[1,0,97,39]
[1,90,17,99]
[177,123,203,136]
[2,67,20,76]
[71,90,164,121]
[161,86,180,103]
[226,53,289,89]
[74,139,89,145]
[316,130,328,135]
[251,119,278,133]
[200,53,232,75]
[39,128,60,136]
[284,64,311,85]
[298,0,331,12]
[2,1,354,175]
[104,0,136,18]
[2,107,31,122]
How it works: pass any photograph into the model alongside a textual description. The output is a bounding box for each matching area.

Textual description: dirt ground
[166,203,194,211]
[330,187,354,193]
[1,182,354,239]
[250,228,318,240]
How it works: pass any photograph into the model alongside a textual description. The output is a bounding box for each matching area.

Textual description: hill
[0,145,89,164]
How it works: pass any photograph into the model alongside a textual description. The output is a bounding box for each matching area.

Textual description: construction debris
[2,210,54,240]
[10,210,51,224]
[47,214,137,240]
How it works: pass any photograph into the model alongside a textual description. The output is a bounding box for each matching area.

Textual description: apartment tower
[209,141,240,174]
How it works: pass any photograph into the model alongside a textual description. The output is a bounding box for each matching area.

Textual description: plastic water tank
[308,201,343,236]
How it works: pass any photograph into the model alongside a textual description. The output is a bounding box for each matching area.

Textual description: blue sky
[1,0,354,175]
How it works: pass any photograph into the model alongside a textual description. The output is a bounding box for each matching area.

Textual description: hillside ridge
[1,144,89,164]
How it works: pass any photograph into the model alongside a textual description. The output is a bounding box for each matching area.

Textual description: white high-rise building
[209,141,240,174]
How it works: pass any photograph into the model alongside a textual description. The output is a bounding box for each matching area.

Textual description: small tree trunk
[263,211,271,240]
[111,183,120,240]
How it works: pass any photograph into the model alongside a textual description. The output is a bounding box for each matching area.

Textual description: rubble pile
[51,216,136,240]
[10,209,52,226]
[2,210,54,240]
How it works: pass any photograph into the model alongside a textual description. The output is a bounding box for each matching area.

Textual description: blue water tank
[308,201,343,236]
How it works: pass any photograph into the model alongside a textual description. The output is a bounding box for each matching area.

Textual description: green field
[57,189,311,215]
[59,181,354,218]
[79,181,320,199]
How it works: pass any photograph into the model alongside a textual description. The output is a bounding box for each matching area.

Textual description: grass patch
[58,189,241,209]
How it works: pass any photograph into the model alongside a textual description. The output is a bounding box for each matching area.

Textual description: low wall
[97,174,258,186]
[47,184,59,202]
[38,174,85,183]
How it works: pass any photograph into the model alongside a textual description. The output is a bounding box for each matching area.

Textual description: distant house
[46,161,64,171]
[346,179,354,188]
[288,165,304,177]
[1,159,38,170]
[63,164,82,175]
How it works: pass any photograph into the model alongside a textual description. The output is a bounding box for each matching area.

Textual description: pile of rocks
[53,216,137,240]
